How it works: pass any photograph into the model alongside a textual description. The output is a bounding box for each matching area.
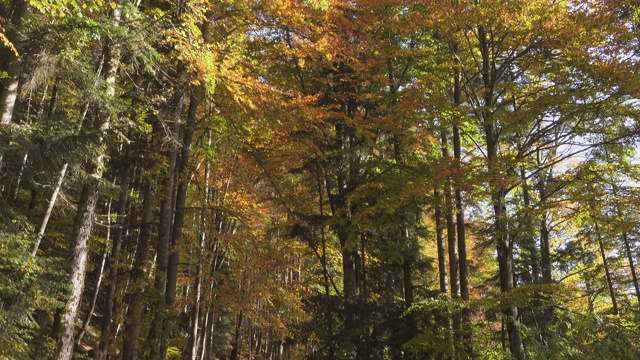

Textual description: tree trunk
[435,188,448,294]
[454,126,473,359]
[230,311,243,360]
[0,0,30,125]
[441,131,460,299]
[56,183,100,360]
[76,200,111,345]
[184,146,212,360]
[56,4,122,358]
[494,191,524,359]
[99,165,131,359]
[32,163,67,256]
[166,89,200,305]
[593,216,619,315]
[149,133,178,360]
[538,167,553,284]
[477,21,524,358]
[120,178,156,360]
[610,185,640,304]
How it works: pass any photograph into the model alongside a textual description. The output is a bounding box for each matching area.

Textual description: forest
[0,0,639,359]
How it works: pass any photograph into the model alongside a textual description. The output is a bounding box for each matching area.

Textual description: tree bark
[166,89,201,305]
[99,164,131,359]
[157,88,200,358]
[230,311,243,360]
[120,178,156,360]
[520,168,539,283]
[593,215,619,315]
[478,22,524,359]
[32,163,67,256]
[441,131,460,299]
[184,135,212,360]
[56,184,100,360]
[75,199,111,345]
[0,0,30,125]
[610,185,640,304]
[56,4,122,358]
[435,188,448,294]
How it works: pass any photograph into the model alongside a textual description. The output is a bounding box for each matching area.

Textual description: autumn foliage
[0,1,639,359]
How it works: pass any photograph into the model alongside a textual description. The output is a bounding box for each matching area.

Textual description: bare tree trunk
[56,183,101,360]
[537,166,553,284]
[99,164,131,359]
[56,4,122,358]
[230,311,243,360]
[435,188,448,294]
[149,128,178,360]
[441,131,460,299]
[494,191,524,359]
[76,200,111,345]
[31,163,67,256]
[477,21,524,359]
[0,0,30,125]
[160,89,200,358]
[441,129,462,359]
[184,138,212,360]
[198,309,210,360]
[454,125,473,359]
[120,178,156,360]
[593,216,619,315]
[611,186,640,304]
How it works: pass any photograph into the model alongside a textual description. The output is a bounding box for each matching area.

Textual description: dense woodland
[1,0,640,359]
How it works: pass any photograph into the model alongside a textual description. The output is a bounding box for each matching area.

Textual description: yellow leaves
[0,27,17,57]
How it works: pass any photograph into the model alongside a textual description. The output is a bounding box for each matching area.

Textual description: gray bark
[56,183,100,360]
[120,179,156,360]
[593,215,619,315]
[435,187,448,295]
[56,4,122,359]
[76,200,111,345]
[99,165,131,359]
[0,0,30,125]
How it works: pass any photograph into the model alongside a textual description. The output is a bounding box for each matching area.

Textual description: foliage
[0,205,64,360]
[0,0,639,359]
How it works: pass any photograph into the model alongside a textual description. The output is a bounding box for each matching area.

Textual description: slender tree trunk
[166,89,201,305]
[120,179,156,360]
[520,168,539,282]
[198,308,210,360]
[435,188,448,294]
[442,130,462,358]
[477,21,524,359]
[539,209,552,284]
[56,5,122,358]
[610,186,640,304]
[76,199,111,345]
[451,32,474,352]
[230,311,243,360]
[184,140,212,360]
[455,128,473,359]
[57,5,121,360]
[593,216,619,315]
[441,131,460,299]
[156,88,200,358]
[31,163,67,256]
[99,164,131,359]
[149,140,178,360]
[0,0,30,125]
[56,184,100,360]
[622,229,640,304]
[494,191,524,359]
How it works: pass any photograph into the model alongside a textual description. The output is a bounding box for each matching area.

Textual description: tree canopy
[1,1,639,359]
